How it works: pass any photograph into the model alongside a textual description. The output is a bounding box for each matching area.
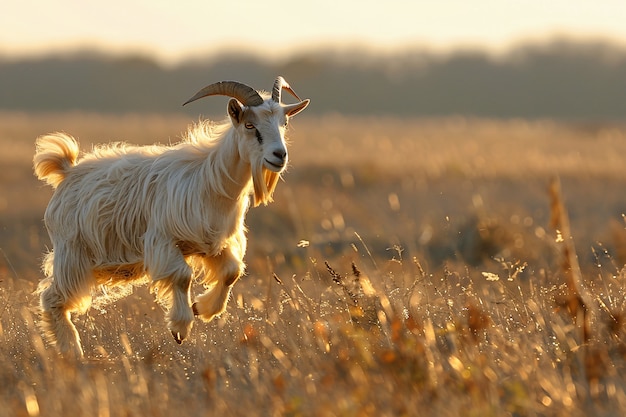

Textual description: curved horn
[183,81,264,107]
[272,76,302,103]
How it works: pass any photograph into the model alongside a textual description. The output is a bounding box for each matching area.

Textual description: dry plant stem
[549,177,606,401]
[549,177,598,342]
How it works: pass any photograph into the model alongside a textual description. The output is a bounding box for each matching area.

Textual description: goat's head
[183,77,310,206]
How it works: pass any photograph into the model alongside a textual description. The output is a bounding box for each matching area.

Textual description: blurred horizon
[3,32,626,66]
[1,36,626,121]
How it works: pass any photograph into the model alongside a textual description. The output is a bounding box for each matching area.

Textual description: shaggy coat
[34,93,309,357]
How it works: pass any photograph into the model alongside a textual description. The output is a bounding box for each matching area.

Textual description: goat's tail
[34,133,79,188]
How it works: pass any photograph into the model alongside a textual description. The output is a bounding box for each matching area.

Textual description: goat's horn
[272,76,302,103]
[183,81,264,107]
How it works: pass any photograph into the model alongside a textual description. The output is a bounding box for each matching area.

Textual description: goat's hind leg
[38,248,93,358]
[40,285,83,358]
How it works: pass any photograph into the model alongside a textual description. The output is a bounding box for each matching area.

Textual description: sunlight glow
[1,1,625,63]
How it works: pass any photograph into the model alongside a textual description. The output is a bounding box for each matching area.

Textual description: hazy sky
[2,0,625,63]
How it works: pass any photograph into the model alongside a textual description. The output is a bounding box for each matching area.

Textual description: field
[2,111,626,416]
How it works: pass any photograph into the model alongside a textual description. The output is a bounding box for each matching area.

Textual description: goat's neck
[207,130,252,202]
[225,157,252,201]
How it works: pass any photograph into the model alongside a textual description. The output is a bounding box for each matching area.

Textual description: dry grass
[2,112,626,416]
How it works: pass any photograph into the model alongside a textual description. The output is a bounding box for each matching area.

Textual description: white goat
[33,77,310,357]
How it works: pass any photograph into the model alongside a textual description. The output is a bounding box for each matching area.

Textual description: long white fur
[34,95,308,357]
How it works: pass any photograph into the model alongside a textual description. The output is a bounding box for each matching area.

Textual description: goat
[33,77,310,357]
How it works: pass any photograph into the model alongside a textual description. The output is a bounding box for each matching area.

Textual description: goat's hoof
[192,302,199,316]
[171,330,184,344]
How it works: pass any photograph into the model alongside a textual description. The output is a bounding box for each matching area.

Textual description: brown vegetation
[2,112,626,415]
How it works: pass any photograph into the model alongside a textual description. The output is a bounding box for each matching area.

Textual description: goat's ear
[228,99,244,124]
[284,99,310,117]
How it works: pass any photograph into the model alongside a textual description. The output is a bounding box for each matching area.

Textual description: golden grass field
[2,111,626,416]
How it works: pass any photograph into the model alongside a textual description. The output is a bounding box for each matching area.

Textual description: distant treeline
[1,39,625,120]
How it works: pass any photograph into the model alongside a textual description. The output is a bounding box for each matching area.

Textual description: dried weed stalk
[549,177,597,343]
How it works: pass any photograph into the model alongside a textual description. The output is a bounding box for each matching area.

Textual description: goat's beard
[252,164,280,207]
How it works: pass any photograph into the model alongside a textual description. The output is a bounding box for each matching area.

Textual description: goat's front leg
[192,246,245,322]
[167,265,194,344]
[146,238,194,344]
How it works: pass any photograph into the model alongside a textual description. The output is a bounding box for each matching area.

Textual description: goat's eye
[244,123,255,130]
